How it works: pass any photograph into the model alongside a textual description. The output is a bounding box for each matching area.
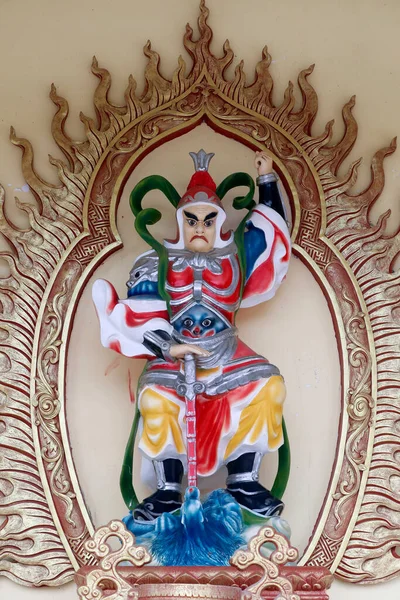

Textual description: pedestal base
[76,564,333,600]
[74,521,333,600]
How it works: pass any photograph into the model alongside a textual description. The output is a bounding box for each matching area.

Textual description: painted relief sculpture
[1,1,398,593]
[92,149,291,563]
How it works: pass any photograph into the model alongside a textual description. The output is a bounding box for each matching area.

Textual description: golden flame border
[0,0,399,587]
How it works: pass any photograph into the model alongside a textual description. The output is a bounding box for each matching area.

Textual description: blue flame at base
[123,487,244,566]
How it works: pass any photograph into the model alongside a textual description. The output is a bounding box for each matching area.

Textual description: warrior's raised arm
[241,151,291,308]
[255,151,286,220]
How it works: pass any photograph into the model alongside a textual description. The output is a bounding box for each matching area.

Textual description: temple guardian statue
[92,149,291,562]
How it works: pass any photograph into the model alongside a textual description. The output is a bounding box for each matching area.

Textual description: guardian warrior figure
[93,149,291,525]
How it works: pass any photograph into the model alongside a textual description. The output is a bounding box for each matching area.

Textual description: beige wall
[0,0,399,597]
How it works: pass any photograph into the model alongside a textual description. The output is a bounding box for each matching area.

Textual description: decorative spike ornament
[189,148,215,171]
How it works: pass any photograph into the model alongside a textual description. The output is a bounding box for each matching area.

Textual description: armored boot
[133,458,183,522]
[226,452,284,517]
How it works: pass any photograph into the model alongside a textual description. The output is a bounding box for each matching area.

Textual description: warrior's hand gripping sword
[176,354,205,488]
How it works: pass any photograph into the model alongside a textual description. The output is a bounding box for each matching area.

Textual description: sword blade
[184,353,197,488]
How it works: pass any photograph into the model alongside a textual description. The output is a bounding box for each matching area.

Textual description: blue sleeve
[258,180,286,220]
[243,221,267,281]
[127,280,161,299]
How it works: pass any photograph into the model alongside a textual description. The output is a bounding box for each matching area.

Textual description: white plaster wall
[0,0,399,597]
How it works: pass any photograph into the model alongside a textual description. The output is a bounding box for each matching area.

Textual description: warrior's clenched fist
[255,151,273,176]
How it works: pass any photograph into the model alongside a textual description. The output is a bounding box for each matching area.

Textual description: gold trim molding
[0,0,399,587]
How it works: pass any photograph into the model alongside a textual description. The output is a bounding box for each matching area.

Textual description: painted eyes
[182,318,213,328]
[201,318,212,327]
[185,219,215,228]
[134,270,142,279]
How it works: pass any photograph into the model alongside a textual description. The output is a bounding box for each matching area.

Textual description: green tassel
[271,417,290,499]
[129,175,180,317]
[120,401,140,510]
[218,172,291,499]
[121,175,181,509]
[130,175,180,215]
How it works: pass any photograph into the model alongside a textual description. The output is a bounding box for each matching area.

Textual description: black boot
[226,452,284,517]
[133,459,183,522]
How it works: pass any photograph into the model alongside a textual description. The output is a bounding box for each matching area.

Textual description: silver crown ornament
[189,149,215,172]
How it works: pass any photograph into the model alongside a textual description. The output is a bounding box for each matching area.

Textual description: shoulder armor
[126,251,159,291]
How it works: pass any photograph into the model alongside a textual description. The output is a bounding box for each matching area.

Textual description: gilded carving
[231,526,300,600]
[77,521,151,600]
[0,0,398,586]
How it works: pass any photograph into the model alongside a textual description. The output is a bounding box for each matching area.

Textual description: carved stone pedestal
[74,521,333,600]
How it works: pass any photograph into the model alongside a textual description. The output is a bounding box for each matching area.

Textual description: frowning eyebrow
[184,210,198,220]
[184,210,218,221]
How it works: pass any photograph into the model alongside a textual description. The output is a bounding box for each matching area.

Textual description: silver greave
[153,460,182,493]
[226,452,263,485]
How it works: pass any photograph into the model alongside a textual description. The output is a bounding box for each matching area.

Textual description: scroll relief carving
[0,0,398,587]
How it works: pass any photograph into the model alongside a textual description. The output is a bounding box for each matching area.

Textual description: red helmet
[177,150,223,210]
[165,150,231,249]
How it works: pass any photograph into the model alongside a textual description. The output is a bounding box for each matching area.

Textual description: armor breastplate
[166,243,242,326]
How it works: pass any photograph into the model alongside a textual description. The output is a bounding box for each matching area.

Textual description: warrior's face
[182,204,218,253]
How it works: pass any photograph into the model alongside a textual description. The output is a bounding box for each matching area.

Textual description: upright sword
[176,353,205,488]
